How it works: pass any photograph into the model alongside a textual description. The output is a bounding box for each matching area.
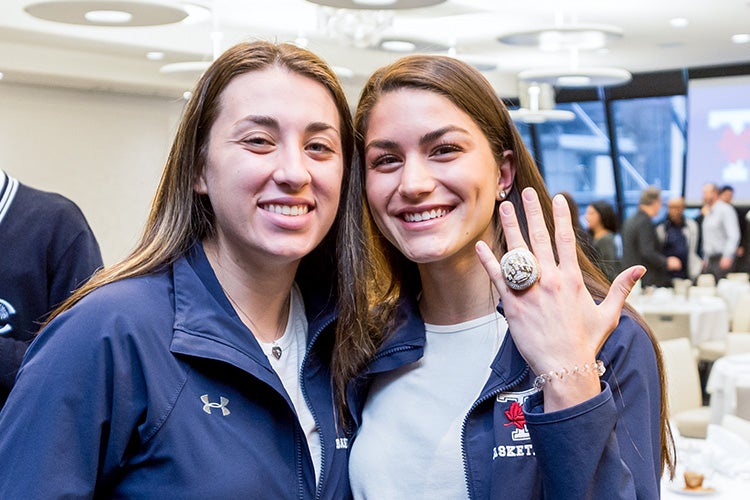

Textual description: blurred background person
[656,196,701,283]
[621,186,681,288]
[0,168,102,409]
[558,191,595,260]
[584,200,621,282]
[701,182,740,281]
[719,185,749,272]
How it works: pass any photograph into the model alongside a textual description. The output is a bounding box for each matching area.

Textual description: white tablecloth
[662,473,750,498]
[707,353,750,424]
[661,427,750,498]
[631,293,729,345]
[717,279,750,317]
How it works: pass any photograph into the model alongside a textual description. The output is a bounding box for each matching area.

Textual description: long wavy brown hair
[333,54,674,476]
[43,40,354,324]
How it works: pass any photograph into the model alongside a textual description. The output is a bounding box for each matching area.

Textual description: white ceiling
[1,0,749,103]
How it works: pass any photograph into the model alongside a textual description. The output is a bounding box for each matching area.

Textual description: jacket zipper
[300,315,335,500]
[460,366,530,499]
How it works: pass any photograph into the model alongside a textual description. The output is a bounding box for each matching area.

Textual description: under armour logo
[201,394,230,416]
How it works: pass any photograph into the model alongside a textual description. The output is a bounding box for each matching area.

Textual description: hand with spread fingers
[476,187,646,411]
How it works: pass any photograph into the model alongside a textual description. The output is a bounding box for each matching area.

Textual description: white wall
[0,82,185,265]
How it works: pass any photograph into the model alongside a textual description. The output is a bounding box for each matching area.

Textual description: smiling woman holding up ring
[334,54,674,499]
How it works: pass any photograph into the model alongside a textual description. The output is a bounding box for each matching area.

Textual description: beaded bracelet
[532,360,606,390]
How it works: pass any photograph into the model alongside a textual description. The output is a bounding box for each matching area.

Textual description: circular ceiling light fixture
[159,61,211,79]
[24,1,188,27]
[378,37,450,53]
[509,108,576,124]
[498,24,623,52]
[509,81,576,124]
[307,0,445,9]
[518,66,632,88]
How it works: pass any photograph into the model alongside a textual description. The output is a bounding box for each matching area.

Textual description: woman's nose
[273,147,312,189]
[397,158,435,199]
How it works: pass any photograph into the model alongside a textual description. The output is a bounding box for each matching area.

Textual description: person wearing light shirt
[701,182,740,281]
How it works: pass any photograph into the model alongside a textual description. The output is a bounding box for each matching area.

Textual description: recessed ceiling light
[146,51,165,61]
[518,67,632,88]
[509,108,576,124]
[0,72,4,80]
[84,9,132,24]
[160,61,211,80]
[183,91,193,100]
[669,18,689,28]
[498,24,624,52]
[378,37,450,53]
[380,40,417,52]
[732,33,750,44]
[333,66,355,79]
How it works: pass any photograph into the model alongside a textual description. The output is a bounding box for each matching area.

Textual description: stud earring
[498,189,507,200]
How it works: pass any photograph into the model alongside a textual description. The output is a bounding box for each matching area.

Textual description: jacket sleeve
[0,299,146,498]
[522,315,661,499]
[636,219,668,270]
[47,204,103,308]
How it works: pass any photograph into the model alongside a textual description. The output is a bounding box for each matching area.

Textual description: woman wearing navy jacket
[0,41,353,499]
[334,55,674,498]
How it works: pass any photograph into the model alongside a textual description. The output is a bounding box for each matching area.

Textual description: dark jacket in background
[621,209,671,287]
[0,170,103,407]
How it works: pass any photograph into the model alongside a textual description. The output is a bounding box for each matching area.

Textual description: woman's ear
[193,170,208,195]
[496,150,516,201]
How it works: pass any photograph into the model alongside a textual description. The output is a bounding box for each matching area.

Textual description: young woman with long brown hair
[0,41,354,499]
[335,54,673,499]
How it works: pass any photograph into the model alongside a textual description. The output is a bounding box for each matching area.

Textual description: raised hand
[475,187,645,411]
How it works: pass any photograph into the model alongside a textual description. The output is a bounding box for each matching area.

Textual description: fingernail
[553,194,566,207]
[632,266,646,281]
[500,202,513,215]
[522,188,536,201]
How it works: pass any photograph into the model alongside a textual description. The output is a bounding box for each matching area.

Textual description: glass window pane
[535,101,616,213]
[611,95,687,218]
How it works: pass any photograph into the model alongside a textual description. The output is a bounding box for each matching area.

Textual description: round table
[707,353,750,424]
[631,293,729,345]
[717,278,750,317]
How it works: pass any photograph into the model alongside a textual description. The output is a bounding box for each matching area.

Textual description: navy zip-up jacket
[0,243,351,499]
[347,293,662,499]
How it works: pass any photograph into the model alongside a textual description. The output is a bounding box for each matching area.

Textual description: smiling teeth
[403,209,448,222]
[262,204,309,216]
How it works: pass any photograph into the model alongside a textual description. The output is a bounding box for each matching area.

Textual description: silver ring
[500,247,540,291]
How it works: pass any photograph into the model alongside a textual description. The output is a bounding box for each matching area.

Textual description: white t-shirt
[259,284,322,483]
[349,311,507,500]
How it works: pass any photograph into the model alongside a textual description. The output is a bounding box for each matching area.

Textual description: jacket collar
[169,242,336,398]
[356,293,529,390]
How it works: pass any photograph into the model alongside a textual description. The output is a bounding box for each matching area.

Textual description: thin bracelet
[532,360,606,390]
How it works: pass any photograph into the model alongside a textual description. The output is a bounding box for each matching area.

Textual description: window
[611,95,687,217]
[535,101,616,211]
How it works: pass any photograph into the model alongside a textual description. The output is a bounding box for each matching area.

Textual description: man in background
[701,182,740,281]
[622,186,682,288]
[656,196,702,282]
[0,169,102,408]
[719,185,749,272]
